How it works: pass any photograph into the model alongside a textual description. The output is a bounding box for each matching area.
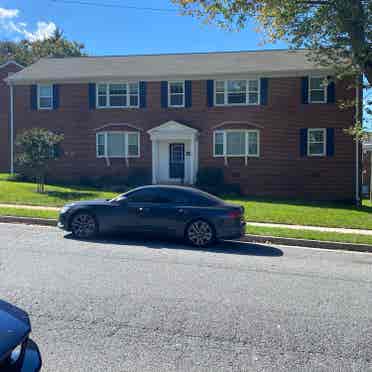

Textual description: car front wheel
[186,219,215,247]
[70,212,97,239]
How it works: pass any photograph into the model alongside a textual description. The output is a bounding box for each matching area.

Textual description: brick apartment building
[1,49,358,201]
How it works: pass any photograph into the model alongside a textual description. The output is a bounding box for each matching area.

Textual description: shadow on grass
[64,233,283,257]
[45,190,98,200]
[224,194,372,213]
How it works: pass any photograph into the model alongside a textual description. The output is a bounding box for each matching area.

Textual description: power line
[50,0,179,13]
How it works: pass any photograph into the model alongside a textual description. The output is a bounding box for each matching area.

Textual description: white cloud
[0,7,56,41]
[19,21,57,42]
[0,8,19,19]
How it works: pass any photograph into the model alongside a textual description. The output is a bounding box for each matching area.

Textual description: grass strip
[0,207,59,220]
[247,225,372,246]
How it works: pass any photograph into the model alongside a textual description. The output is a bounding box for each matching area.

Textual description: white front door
[157,141,189,183]
[169,143,185,180]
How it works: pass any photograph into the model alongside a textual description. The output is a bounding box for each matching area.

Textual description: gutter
[9,83,14,174]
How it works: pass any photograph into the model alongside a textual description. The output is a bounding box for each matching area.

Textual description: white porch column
[152,140,158,184]
[190,136,195,184]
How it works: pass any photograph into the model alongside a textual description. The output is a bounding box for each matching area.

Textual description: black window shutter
[185,80,192,108]
[300,128,308,157]
[301,77,309,104]
[326,128,335,156]
[260,78,268,105]
[206,80,214,107]
[53,84,60,109]
[88,83,96,110]
[327,77,335,104]
[161,81,168,108]
[30,85,37,110]
[139,81,147,108]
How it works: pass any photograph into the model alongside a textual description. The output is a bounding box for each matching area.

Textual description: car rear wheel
[70,212,97,239]
[186,219,215,247]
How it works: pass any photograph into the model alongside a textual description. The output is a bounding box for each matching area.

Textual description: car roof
[129,184,208,194]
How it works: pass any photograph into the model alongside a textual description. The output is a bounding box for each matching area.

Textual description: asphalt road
[0,223,372,372]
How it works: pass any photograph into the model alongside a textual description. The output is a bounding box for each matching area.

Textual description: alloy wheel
[187,220,214,246]
[71,213,97,239]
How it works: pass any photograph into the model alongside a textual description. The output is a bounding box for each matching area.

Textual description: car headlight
[60,205,73,214]
[10,342,23,363]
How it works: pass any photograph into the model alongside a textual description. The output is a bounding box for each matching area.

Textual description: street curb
[242,234,372,253]
[0,216,371,253]
[0,216,57,227]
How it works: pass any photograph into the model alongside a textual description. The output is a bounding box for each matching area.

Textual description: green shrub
[196,167,240,195]
[196,167,224,188]
[125,168,151,187]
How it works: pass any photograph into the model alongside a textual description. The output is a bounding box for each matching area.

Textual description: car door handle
[177,208,185,214]
[138,207,150,213]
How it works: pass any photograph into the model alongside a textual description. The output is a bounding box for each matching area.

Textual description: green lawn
[0,173,371,231]
[0,207,58,219]
[247,225,372,246]
[225,196,372,230]
[0,174,116,207]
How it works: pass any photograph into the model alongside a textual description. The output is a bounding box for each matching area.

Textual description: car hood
[0,300,31,361]
[64,199,113,208]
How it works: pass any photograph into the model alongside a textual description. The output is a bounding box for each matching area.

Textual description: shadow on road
[64,233,283,257]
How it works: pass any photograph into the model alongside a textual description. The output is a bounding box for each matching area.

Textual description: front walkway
[1,203,371,236]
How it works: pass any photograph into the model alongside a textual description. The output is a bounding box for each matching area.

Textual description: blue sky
[0,0,287,55]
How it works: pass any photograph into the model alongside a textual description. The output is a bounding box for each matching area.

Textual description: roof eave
[6,67,334,85]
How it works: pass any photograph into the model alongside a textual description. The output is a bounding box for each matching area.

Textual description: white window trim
[37,84,53,110]
[308,76,327,104]
[96,131,140,158]
[168,80,185,108]
[213,129,260,157]
[307,128,326,157]
[96,82,140,109]
[214,79,260,106]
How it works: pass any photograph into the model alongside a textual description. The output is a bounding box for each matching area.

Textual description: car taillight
[227,210,242,219]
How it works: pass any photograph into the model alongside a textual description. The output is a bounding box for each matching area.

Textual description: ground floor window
[213,130,260,157]
[96,131,140,158]
[307,128,326,156]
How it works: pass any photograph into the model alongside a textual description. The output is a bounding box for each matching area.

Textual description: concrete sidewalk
[0,203,59,211]
[0,203,371,236]
[246,222,372,236]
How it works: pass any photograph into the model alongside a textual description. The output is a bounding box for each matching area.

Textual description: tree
[15,128,64,193]
[0,28,86,66]
[174,0,371,206]
[173,0,371,85]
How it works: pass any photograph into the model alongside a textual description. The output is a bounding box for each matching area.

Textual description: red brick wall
[0,62,23,172]
[13,77,356,201]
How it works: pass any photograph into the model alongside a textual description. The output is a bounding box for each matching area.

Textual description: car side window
[126,189,162,203]
[163,190,192,204]
[126,188,177,203]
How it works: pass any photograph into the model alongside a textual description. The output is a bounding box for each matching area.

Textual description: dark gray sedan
[58,185,245,246]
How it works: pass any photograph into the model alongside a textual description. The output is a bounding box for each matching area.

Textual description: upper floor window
[97,82,139,108]
[96,131,140,158]
[309,77,327,103]
[168,81,185,107]
[215,79,259,106]
[307,128,326,156]
[38,84,53,110]
[213,130,260,157]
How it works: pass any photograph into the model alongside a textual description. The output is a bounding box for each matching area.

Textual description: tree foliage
[0,28,86,66]
[173,0,371,85]
[15,128,64,193]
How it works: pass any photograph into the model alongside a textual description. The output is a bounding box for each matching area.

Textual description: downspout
[355,75,362,207]
[9,83,14,175]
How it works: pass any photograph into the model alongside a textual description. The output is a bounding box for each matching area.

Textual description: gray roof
[7,49,331,84]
